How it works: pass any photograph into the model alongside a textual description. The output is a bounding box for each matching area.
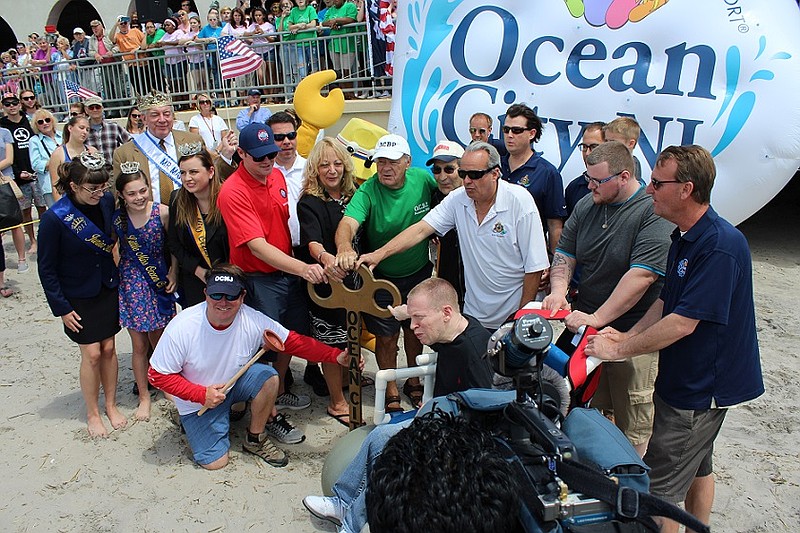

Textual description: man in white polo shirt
[358,141,549,330]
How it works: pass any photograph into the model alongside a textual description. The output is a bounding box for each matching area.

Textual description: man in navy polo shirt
[586,145,764,532]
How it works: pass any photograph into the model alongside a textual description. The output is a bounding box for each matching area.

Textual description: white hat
[425,140,465,166]
[73,27,85,34]
[372,134,411,161]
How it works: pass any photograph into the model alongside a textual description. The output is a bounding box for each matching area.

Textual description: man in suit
[112,91,205,203]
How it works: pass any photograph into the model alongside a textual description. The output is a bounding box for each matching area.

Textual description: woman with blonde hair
[297,137,360,425]
[28,108,61,207]
[188,93,228,152]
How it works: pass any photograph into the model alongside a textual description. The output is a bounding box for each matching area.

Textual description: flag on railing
[63,80,99,100]
[218,35,263,80]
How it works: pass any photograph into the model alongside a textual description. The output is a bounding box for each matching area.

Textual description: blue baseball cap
[206,272,245,296]
[239,123,279,159]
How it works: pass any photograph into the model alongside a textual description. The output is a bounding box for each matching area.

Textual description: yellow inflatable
[292,70,345,158]
[334,118,389,183]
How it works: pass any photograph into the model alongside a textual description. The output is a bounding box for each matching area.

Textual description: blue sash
[51,197,114,256]
[132,132,182,188]
[112,208,175,317]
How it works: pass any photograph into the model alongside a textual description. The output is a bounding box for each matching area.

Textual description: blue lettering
[566,39,607,89]
[632,114,705,169]
[442,84,499,145]
[451,6,518,82]
[521,36,564,85]
[549,120,598,172]
[656,43,716,99]
[608,42,656,94]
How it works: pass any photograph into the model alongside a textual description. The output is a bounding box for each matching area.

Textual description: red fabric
[284,330,342,364]
[148,365,207,405]
[217,164,291,273]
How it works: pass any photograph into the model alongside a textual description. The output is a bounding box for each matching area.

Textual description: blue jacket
[37,193,119,317]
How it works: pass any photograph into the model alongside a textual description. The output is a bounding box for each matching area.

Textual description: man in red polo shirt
[217,123,327,445]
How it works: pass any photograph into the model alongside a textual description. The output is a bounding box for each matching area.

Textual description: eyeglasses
[208,292,242,301]
[273,131,297,142]
[198,100,211,105]
[87,104,102,110]
[458,166,498,180]
[80,184,110,195]
[70,112,81,117]
[502,126,532,135]
[583,171,621,186]
[247,151,277,162]
[130,113,141,118]
[469,127,487,135]
[36,117,52,125]
[21,95,36,101]
[578,143,600,153]
[432,165,457,175]
[649,177,682,190]
[2,100,20,106]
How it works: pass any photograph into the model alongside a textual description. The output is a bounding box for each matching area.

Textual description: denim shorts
[180,363,278,466]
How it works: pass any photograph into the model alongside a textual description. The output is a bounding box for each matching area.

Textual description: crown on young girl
[119,161,140,174]
[138,90,172,111]
[178,142,204,157]
[79,150,106,170]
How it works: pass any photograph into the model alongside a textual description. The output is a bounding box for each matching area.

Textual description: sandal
[385,395,403,413]
[0,286,12,298]
[326,409,350,427]
[403,381,424,409]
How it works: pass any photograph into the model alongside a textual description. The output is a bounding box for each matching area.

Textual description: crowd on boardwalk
[1,0,398,116]
[0,64,763,530]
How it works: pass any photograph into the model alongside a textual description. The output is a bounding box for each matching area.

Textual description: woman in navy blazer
[37,154,127,438]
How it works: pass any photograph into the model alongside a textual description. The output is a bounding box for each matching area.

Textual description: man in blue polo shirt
[586,145,764,533]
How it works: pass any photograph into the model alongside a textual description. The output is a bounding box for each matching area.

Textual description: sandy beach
[0,176,798,532]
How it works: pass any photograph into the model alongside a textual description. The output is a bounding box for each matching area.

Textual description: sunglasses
[208,292,242,301]
[458,166,498,180]
[87,104,102,110]
[130,113,141,118]
[578,142,600,152]
[649,177,682,190]
[21,95,36,101]
[36,117,52,125]
[502,125,532,135]
[2,100,19,106]
[468,127,487,135]
[273,131,297,142]
[583,170,621,186]
[432,165,457,175]
[198,99,211,105]
[248,151,277,162]
[70,111,81,117]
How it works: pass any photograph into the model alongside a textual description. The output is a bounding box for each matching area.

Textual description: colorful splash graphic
[565,0,669,29]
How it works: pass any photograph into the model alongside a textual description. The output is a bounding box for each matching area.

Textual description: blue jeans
[332,419,412,533]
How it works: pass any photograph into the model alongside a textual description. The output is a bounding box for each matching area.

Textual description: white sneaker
[276,391,311,411]
[264,413,306,444]
[378,90,390,98]
[17,260,29,274]
[302,495,343,526]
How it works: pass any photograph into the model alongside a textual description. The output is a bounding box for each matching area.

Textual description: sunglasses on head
[208,292,242,301]
[248,151,277,162]
[458,165,498,180]
[502,125,532,135]
[432,165,457,175]
[273,131,297,142]
[36,117,52,125]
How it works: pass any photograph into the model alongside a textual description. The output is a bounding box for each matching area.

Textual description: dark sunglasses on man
[208,291,243,301]
[2,99,20,107]
[432,165,457,175]
[457,165,498,180]
[247,151,278,163]
[273,131,297,142]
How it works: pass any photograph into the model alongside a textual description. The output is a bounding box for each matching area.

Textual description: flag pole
[215,37,234,132]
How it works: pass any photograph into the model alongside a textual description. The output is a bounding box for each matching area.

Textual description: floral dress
[117,204,175,331]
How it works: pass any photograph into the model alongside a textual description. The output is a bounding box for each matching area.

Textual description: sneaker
[17,260,29,274]
[378,90,390,98]
[302,495,343,526]
[242,433,288,467]
[276,391,311,411]
[264,413,306,444]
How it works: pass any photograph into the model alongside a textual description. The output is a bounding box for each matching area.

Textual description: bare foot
[134,397,151,422]
[87,415,109,438]
[106,405,128,430]
[28,244,37,255]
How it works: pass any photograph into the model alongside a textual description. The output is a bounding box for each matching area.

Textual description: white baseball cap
[372,134,411,161]
[425,140,465,166]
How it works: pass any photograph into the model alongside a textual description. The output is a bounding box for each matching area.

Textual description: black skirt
[64,284,121,345]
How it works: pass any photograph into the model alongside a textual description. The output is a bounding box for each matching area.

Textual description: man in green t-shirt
[335,134,437,412]
[322,0,358,98]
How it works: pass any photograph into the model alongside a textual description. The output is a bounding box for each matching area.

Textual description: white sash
[132,132,182,188]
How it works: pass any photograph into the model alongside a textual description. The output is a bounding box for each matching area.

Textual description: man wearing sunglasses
[357,141,549,331]
[543,141,672,456]
[236,89,272,131]
[585,145,763,532]
[218,123,329,438]
[468,112,507,157]
[149,264,355,470]
[500,103,566,257]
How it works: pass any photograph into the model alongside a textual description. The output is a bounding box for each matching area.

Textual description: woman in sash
[37,152,126,438]
[48,116,97,202]
[169,145,229,306]
[297,137,361,425]
[113,165,177,422]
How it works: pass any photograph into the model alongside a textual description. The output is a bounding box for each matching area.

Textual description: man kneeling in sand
[148,264,358,470]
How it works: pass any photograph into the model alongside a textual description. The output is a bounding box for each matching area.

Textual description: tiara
[120,161,140,174]
[137,90,172,111]
[79,151,106,171]
[178,142,203,157]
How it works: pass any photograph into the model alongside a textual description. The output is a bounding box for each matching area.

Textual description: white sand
[0,179,798,531]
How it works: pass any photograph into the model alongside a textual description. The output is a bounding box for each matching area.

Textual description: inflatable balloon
[292,70,345,158]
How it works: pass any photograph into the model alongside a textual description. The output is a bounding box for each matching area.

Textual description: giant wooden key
[307,264,401,430]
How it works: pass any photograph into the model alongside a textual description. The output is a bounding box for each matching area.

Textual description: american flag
[218,35,263,80]
[63,80,99,100]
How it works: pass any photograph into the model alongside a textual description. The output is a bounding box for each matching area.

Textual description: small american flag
[63,80,99,100]
[218,35,263,80]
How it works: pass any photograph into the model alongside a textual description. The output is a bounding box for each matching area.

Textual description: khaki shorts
[591,351,658,445]
[644,393,727,504]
